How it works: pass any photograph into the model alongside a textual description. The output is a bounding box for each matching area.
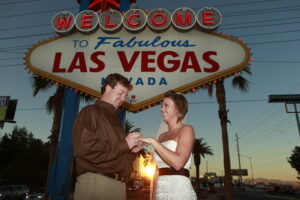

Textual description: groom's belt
[158,168,190,177]
[95,172,129,183]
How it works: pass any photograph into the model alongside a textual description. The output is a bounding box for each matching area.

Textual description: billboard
[231,169,248,176]
[0,96,10,121]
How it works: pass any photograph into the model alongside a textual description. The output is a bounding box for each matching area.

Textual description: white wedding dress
[153,140,197,200]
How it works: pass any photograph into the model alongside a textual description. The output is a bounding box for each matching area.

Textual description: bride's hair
[164,90,188,122]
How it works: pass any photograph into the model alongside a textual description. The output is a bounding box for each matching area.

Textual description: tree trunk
[45,87,65,193]
[196,165,199,183]
[216,81,233,200]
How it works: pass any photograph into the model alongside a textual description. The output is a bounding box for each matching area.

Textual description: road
[234,191,300,200]
[127,189,300,200]
[127,189,150,200]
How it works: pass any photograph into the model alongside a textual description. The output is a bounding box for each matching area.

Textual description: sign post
[269,94,300,139]
[47,0,88,199]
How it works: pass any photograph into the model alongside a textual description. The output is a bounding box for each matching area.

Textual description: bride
[139,90,197,200]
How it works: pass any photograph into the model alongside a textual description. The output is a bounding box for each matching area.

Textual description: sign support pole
[49,1,131,200]
[117,0,131,128]
[293,103,300,138]
[51,90,79,200]
[49,1,88,200]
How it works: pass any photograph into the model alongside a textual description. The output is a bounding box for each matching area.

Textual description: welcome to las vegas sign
[24,7,251,113]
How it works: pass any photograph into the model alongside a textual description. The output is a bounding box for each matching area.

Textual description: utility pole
[206,160,208,174]
[249,156,254,185]
[241,155,254,186]
[235,133,242,183]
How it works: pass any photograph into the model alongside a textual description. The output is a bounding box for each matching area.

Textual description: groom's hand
[131,141,144,153]
[125,132,141,149]
[131,133,145,153]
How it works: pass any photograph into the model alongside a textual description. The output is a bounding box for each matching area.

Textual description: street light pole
[241,155,254,185]
[236,133,242,183]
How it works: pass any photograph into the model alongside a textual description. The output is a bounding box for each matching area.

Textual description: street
[127,190,150,200]
[127,189,300,200]
[234,191,300,200]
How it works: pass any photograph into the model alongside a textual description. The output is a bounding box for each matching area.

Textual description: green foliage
[0,126,49,187]
[193,138,214,165]
[287,146,300,180]
[193,138,214,190]
[124,119,149,166]
[124,119,141,135]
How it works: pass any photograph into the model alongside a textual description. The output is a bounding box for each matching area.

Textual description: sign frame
[25,27,250,112]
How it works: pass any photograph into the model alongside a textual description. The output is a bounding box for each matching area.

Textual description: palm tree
[31,75,92,190]
[205,67,251,200]
[124,119,149,163]
[193,138,213,192]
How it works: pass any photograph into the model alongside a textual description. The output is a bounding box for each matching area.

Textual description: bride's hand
[139,137,155,145]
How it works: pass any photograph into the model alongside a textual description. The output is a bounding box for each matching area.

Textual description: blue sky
[0,0,300,182]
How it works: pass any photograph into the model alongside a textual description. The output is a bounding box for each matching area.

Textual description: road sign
[268,94,300,103]
[231,169,248,176]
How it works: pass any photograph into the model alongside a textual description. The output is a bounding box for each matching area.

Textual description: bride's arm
[140,126,195,170]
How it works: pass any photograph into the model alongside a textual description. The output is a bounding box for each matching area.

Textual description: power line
[0,24,49,32]
[0,57,23,60]
[189,0,284,9]
[238,80,300,140]
[17,108,46,111]
[249,38,300,45]
[224,6,300,17]
[250,140,297,158]
[0,0,39,6]
[242,116,294,146]
[0,7,77,19]
[0,32,54,41]
[223,16,300,27]
[238,29,300,38]
[0,51,24,55]
[252,60,300,63]
[220,21,300,31]
[189,99,267,104]
[0,64,24,68]
[1,21,299,42]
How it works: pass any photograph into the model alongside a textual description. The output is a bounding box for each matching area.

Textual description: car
[25,188,45,200]
[0,184,29,200]
[208,187,216,193]
[128,185,138,191]
[26,191,46,200]
[266,186,280,194]
[142,186,150,193]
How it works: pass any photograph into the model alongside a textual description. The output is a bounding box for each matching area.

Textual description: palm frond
[200,84,214,97]
[232,75,249,93]
[124,119,141,135]
[31,76,52,96]
[46,96,55,114]
[243,66,252,75]
[138,149,150,166]
[193,138,214,157]
[79,95,94,104]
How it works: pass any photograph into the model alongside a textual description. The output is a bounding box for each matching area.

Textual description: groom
[73,73,144,200]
